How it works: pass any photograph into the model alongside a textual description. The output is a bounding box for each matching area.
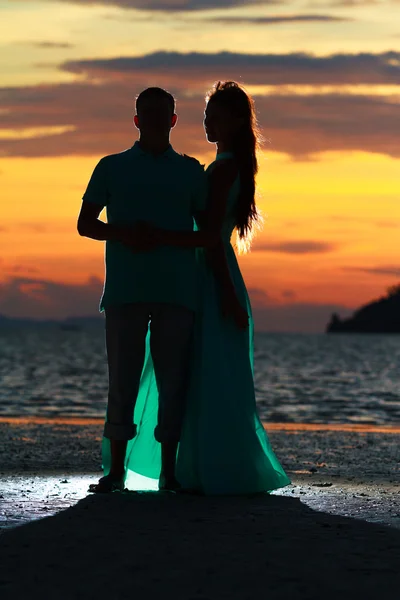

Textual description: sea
[0,327,399,425]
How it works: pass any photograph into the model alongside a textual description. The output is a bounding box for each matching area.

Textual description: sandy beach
[0,418,399,599]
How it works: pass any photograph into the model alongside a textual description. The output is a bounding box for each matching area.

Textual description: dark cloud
[9,265,40,274]
[1,51,399,159]
[281,289,297,299]
[101,11,347,24]
[253,241,336,254]
[0,276,103,320]
[237,286,352,333]
[252,302,354,333]
[208,14,349,25]
[61,50,400,85]
[54,0,273,12]
[247,287,272,307]
[343,266,400,277]
[0,276,352,332]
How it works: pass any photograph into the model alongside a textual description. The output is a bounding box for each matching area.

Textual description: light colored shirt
[82,142,207,312]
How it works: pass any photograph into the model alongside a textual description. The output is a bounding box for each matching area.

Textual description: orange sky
[1,0,400,331]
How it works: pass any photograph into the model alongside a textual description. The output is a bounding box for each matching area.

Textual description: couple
[78,82,290,495]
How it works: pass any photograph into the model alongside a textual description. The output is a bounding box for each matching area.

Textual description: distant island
[326,284,400,333]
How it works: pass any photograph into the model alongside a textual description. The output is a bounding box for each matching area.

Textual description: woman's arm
[203,161,249,329]
[206,242,249,329]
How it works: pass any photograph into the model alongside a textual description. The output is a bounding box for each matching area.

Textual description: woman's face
[204,100,237,144]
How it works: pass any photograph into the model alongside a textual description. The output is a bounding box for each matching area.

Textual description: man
[77,87,207,492]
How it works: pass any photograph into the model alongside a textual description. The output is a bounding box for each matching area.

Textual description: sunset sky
[1,0,399,332]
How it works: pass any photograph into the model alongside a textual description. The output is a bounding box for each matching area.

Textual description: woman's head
[204,81,254,146]
[205,81,262,253]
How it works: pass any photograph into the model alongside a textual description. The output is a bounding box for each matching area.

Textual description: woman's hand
[119,222,161,252]
[231,303,250,330]
[134,221,161,251]
[220,293,249,330]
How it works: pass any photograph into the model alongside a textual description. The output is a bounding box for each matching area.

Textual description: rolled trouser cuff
[104,422,137,440]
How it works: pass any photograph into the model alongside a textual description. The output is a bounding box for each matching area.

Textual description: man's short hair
[136,87,176,114]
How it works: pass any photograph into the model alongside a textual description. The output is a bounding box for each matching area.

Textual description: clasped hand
[120,221,161,252]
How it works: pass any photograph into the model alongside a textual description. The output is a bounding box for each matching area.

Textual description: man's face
[135,97,176,136]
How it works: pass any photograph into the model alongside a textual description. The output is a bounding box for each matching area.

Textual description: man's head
[134,87,177,138]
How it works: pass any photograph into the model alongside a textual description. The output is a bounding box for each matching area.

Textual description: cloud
[323,0,381,6]
[53,0,273,12]
[247,287,272,307]
[253,241,336,254]
[9,265,40,274]
[281,289,297,299]
[330,216,398,228]
[0,276,103,320]
[208,14,350,25]
[101,11,349,24]
[1,51,399,159]
[252,302,354,333]
[319,0,400,7]
[13,222,72,233]
[61,51,400,86]
[343,265,400,277]
[0,275,353,332]
[246,287,351,332]
[20,41,74,49]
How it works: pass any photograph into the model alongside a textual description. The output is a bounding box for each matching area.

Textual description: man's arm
[77,201,127,242]
[77,202,156,250]
[78,158,119,241]
[77,157,146,247]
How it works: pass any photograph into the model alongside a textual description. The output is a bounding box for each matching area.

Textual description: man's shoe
[88,473,125,494]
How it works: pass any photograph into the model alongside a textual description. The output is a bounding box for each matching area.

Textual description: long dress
[101,152,291,494]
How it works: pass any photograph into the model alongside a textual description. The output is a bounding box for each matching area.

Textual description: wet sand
[0,418,399,599]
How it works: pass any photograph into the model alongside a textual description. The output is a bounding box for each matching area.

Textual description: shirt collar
[131,140,176,159]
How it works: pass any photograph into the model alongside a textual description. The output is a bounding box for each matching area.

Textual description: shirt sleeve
[191,163,208,213]
[82,157,109,207]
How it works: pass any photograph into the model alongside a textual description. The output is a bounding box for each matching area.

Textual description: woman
[101,81,290,494]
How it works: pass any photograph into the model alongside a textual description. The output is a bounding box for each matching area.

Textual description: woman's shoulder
[206,157,238,183]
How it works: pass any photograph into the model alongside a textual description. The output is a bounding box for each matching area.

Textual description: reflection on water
[0,328,399,424]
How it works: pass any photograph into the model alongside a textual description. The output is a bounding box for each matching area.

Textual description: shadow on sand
[0,491,399,599]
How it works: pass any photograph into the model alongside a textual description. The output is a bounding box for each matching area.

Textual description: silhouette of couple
[78,82,290,495]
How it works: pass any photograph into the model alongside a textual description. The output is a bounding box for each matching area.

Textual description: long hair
[206,81,263,253]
